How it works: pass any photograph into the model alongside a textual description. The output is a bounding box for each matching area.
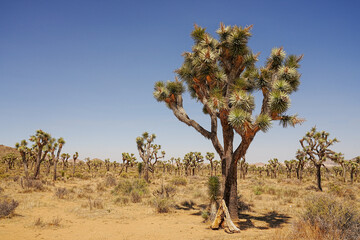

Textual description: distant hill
[0,144,20,159]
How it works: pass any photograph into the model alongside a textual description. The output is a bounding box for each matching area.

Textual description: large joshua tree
[298,127,340,191]
[153,23,303,218]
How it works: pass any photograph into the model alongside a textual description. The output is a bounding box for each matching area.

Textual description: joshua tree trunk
[316,164,322,191]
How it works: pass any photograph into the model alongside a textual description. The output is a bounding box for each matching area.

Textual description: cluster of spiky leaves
[153,23,303,136]
[122,152,137,166]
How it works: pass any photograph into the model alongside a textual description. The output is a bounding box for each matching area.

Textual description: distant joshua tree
[121,152,136,173]
[206,152,215,176]
[284,159,296,178]
[72,152,79,177]
[136,132,164,182]
[53,137,65,181]
[2,153,17,171]
[298,127,340,191]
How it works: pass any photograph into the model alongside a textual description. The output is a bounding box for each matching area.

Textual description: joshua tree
[61,153,70,172]
[53,137,65,181]
[121,152,136,173]
[153,23,303,218]
[213,160,220,176]
[238,157,248,179]
[136,132,164,182]
[104,158,111,172]
[72,152,79,177]
[206,152,215,176]
[2,153,17,171]
[149,145,165,176]
[298,127,340,191]
[28,130,52,179]
[333,154,347,182]
[284,159,296,178]
[85,157,91,171]
[268,158,280,178]
[172,157,182,175]
[347,160,359,184]
[295,149,308,181]
[15,140,31,179]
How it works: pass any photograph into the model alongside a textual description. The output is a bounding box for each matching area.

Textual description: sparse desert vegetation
[0,140,359,239]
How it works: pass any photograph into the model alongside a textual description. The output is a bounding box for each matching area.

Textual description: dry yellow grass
[0,167,359,240]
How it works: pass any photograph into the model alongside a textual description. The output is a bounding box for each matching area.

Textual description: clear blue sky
[1,0,359,163]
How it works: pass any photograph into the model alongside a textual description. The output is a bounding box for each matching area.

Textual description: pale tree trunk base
[210,199,240,233]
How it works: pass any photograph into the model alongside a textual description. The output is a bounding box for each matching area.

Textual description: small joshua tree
[238,157,248,179]
[295,149,308,181]
[347,160,359,184]
[284,159,296,178]
[29,130,52,179]
[121,153,137,173]
[268,158,280,178]
[15,140,31,179]
[2,153,17,172]
[53,137,65,181]
[298,127,340,191]
[72,152,79,177]
[136,132,164,182]
[206,152,215,176]
[61,153,70,172]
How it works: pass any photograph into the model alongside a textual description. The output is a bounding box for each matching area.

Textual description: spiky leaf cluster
[154,23,303,138]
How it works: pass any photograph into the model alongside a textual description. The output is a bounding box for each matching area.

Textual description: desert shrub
[201,210,210,221]
[34,217,45,227]
[328,183,356,200]
[283,188,299,198]
[171,177,187,186]
[0,196,19,218]
[253,185,263,195]
[153,184,176,198]
[298,194,360,240]
[54,187,69,199]
[0,187,4,194]
[48,217,62,226]
[114,196,129,205]
[130,190,142,203]
[152,197,174,213]
[104,174,117,187]
[92,199,104,209]
[96,182,106,192]
[20,178,44,191]
[113,179,148,196]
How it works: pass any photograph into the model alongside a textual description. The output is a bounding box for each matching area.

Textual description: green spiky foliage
[333,154,347,182]
[153,23,304,217]
[298,127,340,191]
[171,157,182,176]
[206,152,215,176]
[104,158,111,171]
[122,153,137,172]
[136,132,164,182]
[208,176,221,203]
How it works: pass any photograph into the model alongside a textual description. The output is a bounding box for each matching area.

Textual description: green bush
[253,185,263,195]
[112,179,148,202]
[208,176,220,202]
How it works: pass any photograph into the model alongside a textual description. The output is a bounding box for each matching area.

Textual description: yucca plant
[153,23,303,217]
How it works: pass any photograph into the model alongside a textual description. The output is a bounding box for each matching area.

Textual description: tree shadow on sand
[238,211,291,230]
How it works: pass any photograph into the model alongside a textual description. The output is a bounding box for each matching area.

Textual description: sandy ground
[0,177,293,240]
